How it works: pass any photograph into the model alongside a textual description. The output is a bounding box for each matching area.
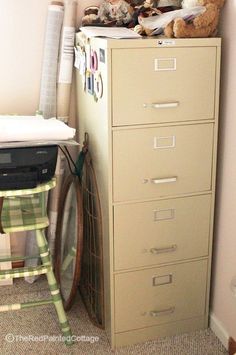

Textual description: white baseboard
[210,312,229,349]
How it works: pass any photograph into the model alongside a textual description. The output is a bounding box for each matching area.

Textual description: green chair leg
[36,230,73,345]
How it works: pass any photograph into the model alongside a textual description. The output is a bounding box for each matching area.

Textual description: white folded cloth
[0,116,76,142]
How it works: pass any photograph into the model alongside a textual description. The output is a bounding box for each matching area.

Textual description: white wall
[211,0,236,342]
[0,0,51,115]
[0,0,103,116]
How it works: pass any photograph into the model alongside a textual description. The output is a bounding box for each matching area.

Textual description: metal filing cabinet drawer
[113,123,214,202]
[112,47,216,126]
[114,194,211,270]
[114,259,207,333]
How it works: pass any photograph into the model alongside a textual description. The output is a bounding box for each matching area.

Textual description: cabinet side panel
[75,40,113,342]
[205,43,221,322]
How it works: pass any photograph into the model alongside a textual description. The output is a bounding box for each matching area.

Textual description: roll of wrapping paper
[57,0,77,123]
[39,1,64,119]
[25,2,64,282]
[47,1,77,257]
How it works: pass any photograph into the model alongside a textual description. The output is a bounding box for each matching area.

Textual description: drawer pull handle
[143,102,179,109]
[151,177,177,184]
[149,307,175,317]
[150,245,177,255]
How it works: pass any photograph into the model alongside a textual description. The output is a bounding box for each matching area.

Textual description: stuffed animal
[97,0,134,26]
[133,0,183,35]
[81,1,134,27]
[127,0,180,9]
[157,0,182,11]
[81,6,99,26]
[164,0,225,38]
[182,0,199,7]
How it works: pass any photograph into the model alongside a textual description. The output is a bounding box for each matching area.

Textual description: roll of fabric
[57,0,77,123]
[39,1,64,119]
[0,116,76,142]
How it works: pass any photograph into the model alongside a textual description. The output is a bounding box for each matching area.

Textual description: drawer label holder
[154,135,176,149]
[154,58,176,71]
[154,208,175,221]
[152,273,173,286]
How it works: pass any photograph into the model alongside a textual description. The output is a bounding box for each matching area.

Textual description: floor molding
[229,337,236,355]
[210,312,228,349]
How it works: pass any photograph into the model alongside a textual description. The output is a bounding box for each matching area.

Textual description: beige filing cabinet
[75,36,221,348]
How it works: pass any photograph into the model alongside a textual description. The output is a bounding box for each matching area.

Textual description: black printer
[0,145,58,190]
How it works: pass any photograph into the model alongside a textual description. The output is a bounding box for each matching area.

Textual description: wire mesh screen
[79,152,104,328]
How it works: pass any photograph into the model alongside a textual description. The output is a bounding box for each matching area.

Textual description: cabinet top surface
[76,34,221,49]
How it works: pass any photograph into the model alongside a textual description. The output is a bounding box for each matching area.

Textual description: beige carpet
[0,277,228,355]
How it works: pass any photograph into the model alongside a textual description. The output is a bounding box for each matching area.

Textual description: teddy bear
[81,6,100,26]
[164,0,225,38]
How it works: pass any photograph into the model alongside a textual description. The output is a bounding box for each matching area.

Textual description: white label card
[58,26,75,84]
[157,39,176,46]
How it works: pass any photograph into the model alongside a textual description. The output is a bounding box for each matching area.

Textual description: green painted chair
[0,178,72,343]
